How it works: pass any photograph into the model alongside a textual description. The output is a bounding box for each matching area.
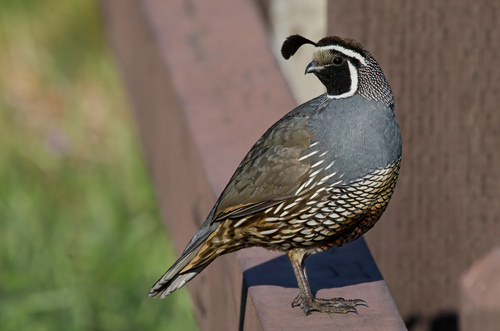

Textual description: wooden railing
[460,247,500,330]
[100,1,406,330]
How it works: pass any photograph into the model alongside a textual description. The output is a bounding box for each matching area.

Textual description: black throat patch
[316,62,353,97]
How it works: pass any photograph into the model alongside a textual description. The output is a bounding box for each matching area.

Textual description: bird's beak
[305,61,321,74]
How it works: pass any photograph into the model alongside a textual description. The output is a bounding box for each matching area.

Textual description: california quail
[149,34,402,315]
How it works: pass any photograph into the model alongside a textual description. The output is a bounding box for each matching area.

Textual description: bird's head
[281,35,393,107]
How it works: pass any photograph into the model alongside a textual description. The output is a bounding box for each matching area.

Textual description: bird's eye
[333,57,343,65]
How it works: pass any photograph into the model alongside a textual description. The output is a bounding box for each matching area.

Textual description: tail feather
[148,223,219,298]
[148,245,204,298]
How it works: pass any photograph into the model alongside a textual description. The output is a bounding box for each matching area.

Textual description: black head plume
[281,35,317,60]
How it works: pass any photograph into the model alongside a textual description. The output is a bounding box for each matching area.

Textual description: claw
[291,295,368,315]
[291,293,301,308]
[336,297,367,306]
[352,299,368,307]
[346,306,359,315]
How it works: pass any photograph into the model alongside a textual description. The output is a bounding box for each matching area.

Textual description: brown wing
[213,112,315,221]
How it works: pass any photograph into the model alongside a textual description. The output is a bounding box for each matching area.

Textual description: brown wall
[328,1,500,329]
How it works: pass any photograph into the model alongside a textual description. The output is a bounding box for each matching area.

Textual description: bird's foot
[292,293,367,315]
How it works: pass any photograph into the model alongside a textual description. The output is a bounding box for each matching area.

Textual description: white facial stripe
[316,45,367,66]
[327,61,358,100]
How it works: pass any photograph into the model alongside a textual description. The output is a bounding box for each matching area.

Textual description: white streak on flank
[309,142,319,147]
[273,202,286,214]
[303,176,315,188]
[324,160,335,170]
[293,195,306,202]
[260,228,279,235]
[264,207,273,214]
[309,191,321,200]
[295,183,308,196]
[316,187,327,193]
[319,151,328,157]
[309,169,322,178]
[318,172,337,185]
[327,61,358,100]
[310,187,326,200]
[330,180,343,187]
[264,217,280,222]
[298,150,319,161]
[311,160,325,168]
[233,217,248,228]
[315,45,367,66]
[284,201,299,210]
[298,207,310,213]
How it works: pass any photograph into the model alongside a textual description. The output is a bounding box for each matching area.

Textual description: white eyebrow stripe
[315,45,367,66]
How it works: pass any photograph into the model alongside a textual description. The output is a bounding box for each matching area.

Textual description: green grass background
[0,0,198,330]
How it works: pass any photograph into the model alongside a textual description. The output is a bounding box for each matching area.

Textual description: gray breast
[308,94,402,184]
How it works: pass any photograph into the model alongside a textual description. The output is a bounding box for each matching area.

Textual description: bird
[149,34,402,315]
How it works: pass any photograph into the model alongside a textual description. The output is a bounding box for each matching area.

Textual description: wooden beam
[461,248,500,331]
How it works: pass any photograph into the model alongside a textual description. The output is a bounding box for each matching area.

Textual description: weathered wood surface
[460,247,500,331]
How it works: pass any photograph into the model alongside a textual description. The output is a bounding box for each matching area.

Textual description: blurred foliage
[0,0,198,330]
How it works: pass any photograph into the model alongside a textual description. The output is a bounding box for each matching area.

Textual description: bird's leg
[287,249,367,315]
